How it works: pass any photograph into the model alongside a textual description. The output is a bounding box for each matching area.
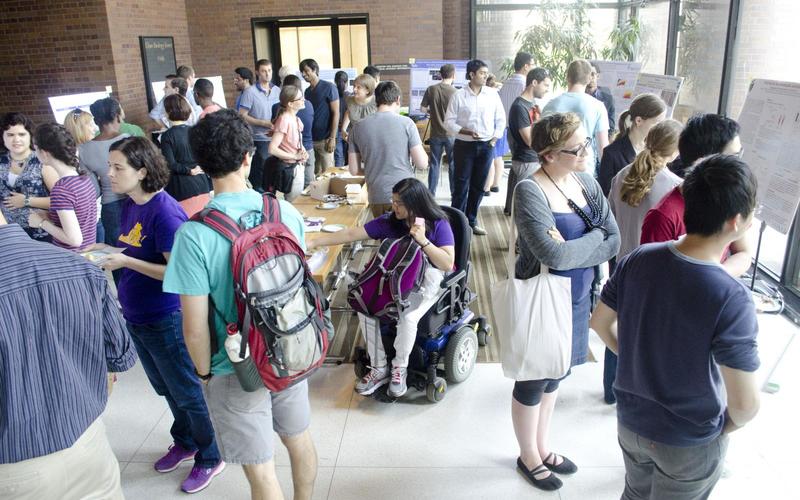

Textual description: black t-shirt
[507,96,539,163]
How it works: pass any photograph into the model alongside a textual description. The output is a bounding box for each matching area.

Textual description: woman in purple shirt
[307,178,455,398]
[99,137,224,494]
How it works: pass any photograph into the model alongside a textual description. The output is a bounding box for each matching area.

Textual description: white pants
[360,267,444,369]
[283,163,305,202]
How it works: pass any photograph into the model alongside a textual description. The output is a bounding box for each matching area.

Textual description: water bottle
[225,323,263,392]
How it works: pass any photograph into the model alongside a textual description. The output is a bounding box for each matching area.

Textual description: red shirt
[640,186,684,244]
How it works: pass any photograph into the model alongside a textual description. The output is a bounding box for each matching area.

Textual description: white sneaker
[387,366,408,398]
[355,367,389,395]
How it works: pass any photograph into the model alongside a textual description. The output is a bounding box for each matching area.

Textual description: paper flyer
[409,59,468,116]
[590,60,642,123]
[631,73,684,118]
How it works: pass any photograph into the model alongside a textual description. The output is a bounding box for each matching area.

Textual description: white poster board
[319,68,357,93]
[151,75,227,108]
[630,73,684,118]
[409,59,468,116]
[590,60,642,123]
[48,91,111,124]
[738,79,800,234]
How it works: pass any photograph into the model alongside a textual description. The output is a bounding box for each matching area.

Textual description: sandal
[543,452,578,475]
[516,457,563,491]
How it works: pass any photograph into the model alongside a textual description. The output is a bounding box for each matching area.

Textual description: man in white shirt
[444,59,506,235]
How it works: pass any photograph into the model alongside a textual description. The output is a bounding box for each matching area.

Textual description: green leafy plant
[602,16,642,62]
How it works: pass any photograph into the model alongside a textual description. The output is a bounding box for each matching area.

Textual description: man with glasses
[444,59,506,236]
[586,64,616,138]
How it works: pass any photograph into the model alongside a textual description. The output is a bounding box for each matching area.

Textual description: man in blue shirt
[591,154,761,500]
[233,66,254,111]
[273,74,315,188]
[300,58,339,175]
[239,59,281,191]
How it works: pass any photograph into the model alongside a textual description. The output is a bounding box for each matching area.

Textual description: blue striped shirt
[0,224,137,463]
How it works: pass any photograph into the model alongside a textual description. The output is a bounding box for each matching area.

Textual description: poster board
[151,76,227,108]
[409,59,468,116]
[319,68,357,93]
[630,73,684,118]
[48,91,111,124]
[589,60,642,123]
[139,36,177,110]
[738,79,800,234]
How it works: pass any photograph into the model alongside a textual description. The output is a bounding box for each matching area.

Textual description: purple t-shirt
[364,214,455,249]
[48,174,97,251]
[117,191,187,324]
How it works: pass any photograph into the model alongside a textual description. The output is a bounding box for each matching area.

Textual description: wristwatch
[194,368,213,381]
[24,195,30,208]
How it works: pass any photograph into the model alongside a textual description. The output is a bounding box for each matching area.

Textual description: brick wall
[0,0,116,126]
[443,0,470,60]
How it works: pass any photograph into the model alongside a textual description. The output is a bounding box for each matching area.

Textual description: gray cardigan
[513,172,620,280]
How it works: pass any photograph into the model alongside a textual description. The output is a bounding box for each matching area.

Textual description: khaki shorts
[203,373,310,464]
[313,140,334,174]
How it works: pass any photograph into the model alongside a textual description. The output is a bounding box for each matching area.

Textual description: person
[0,208,137,499]
[177,64,204,118]
[119,105,146,138]
[194,78,222,119]
[239,58,281,191]
[267,84,308,201]
[591,154,761,500]
[603,119,682,404]
[340,73,377,144]
[484,72,507,195]
[504,67,551,213]
[0,112,57,241]
[278,65,298,83]
[421,64,457,197]
[101,136,224,494]
[586,65,616,138]
[147,76,198,131]
[307,177,455,397]
[363,65,381,82]
[163,109,316,500]
[273,74,316,188]
[511,112,619,492]
[542,59,609,176]
[444,59,506,235]
[640,114,751,277]
[80,97,130,250]
[301,58,339,174]
[233,66,254,111]
[495,53,533,199]
[28,123,97,251]
[349,81,427,217]
[160,94,212,217]
[63,108,97,145]
[598,93,666,196]
[333,70,350,167]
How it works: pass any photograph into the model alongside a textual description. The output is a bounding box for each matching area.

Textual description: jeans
[451,139,494,227]
[248,141,270,192]
[334,131,347,167]
[101,199,125,284]
[127,311,221,468]
[427,136,455,197]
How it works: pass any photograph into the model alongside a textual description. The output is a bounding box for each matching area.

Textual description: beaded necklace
[541,167,604,232]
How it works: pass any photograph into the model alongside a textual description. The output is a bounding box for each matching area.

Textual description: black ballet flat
[516,457,563,491]
[543,452,578,475]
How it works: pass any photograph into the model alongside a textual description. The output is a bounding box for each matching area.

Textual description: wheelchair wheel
[426,377,447,403]
[445,325,478,383]
[353,347,369,379]
[475,317,491,347]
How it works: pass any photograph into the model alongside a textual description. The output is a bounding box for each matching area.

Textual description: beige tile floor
[105,311,797,500]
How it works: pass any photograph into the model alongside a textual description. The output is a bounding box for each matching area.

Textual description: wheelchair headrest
[439,205,471,272]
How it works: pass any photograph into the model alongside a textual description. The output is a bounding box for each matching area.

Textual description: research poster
[738,79,800,234]
[409,59,467,116]
[631,73,684,118]
[319,68,357,90]
[151,75,227,108]
[590,60,642,123]
[49,91,111,124]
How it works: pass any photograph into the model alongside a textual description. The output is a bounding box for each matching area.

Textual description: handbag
[492,179,573,381]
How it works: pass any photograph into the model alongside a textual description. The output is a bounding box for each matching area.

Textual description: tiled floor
[106,311,797,499]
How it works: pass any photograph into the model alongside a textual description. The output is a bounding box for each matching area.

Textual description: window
[637,0,670,75]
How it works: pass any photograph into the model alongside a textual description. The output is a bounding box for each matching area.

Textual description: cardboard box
[329,176,365,196]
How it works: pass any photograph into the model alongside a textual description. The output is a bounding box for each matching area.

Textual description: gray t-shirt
[350,111,421,204]
[79,134,130,204]
[608,165,682,260]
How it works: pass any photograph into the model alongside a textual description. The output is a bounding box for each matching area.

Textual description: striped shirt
[48,174,98,251]
[498,73,526,119]
[0,224,137,463]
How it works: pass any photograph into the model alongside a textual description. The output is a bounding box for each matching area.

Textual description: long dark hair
[334,70,348,98]
[390,177,447,234]
[34,123,84,174]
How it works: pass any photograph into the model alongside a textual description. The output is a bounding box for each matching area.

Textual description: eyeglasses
[560,138,592,157]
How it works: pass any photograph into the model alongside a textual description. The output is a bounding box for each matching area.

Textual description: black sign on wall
[140,36,177,110]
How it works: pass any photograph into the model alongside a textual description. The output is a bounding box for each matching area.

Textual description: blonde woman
[63,108,97,145]
[340,73,377,141]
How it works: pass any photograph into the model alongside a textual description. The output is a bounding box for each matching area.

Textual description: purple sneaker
[181,461,226,494]
[154,443,197,473]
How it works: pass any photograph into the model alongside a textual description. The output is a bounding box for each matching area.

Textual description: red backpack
[191,193,331,392]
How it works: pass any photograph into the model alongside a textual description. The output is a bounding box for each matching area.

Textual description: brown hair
[109,136,170,193]
[63,109,95,145]
[353,74,377,96]
[164,94,192,122]
[273,85,302,123]
[620,119,683,207]
[617,93,666,139]
[566,59,593,86]
[531,112,582,164]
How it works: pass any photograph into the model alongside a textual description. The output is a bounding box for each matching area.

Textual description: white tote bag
[492,180,573,381]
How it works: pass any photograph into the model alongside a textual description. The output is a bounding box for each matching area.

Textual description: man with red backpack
[164,109,319,499]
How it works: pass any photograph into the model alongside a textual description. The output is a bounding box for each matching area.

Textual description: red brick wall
[443,0,471,60]
[0,0,116,126]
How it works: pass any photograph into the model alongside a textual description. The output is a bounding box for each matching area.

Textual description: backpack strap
[262,192,281,223]
[191,207,242,242]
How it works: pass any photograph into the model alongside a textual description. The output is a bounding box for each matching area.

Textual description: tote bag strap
[508,179,550,278]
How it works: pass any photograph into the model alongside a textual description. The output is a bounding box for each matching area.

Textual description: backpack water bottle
[224,323,263,391]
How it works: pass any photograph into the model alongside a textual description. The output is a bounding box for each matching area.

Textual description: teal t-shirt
[163,190,306,375]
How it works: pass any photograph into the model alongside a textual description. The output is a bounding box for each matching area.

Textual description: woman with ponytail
[28,123,97,250]
[598,93,666,196]
[267,84,308,201]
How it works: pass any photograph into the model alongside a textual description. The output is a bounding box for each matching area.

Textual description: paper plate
[321,224,346,233]
[316,202,339,210]
[305,216,326,223]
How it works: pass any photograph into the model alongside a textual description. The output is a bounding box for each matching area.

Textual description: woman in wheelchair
[306,177,455,398]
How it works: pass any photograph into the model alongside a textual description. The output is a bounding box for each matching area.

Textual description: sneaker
[154,443,197,473]
[387,366,408,398]
[355,367,389,395]
[181,461,226,494]
[472,225,487,236]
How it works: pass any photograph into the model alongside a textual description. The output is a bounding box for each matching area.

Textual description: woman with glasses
[510,112,619,491]
[266,85,307,201]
